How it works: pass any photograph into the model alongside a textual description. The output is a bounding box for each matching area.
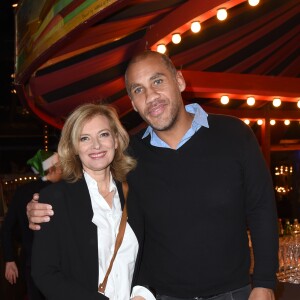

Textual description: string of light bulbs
[156,0,261,54]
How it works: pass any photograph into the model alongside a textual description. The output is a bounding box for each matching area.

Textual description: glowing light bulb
[297,100,300,108]
[172,33,181,44]
[257,119,263,125]
[248,0,260,6]
[191,21,201,33]
[220,95,229,105]
[157,44,167,54]
[284,120,290,126]
[217,8,227,21]
[244,119,250,125]
[273,98,281,107]
[247,97,255,106]
[270,120,276,125]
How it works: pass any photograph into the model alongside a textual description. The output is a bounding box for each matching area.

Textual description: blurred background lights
[297,100,300,108]
[273,98,281,107]
[257,119,263,125]
[191,21,201,33]
[220,95,229,104]
[244,119,250,125]
[157,44,167,54]
[284,120,290,126]
[247,96,255,106]
[172,33,181,44]
[248,0,260,6]
[270,119,276,126]
[217,8,228,21]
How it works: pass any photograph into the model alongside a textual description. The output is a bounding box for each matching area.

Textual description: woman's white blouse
[84,172,138,300]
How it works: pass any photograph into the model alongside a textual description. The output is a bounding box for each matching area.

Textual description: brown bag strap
[98,181,129,294]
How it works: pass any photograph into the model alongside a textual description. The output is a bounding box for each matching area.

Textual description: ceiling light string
[243,119,298,127]
[157,0,260,53]
[155,1,299,118]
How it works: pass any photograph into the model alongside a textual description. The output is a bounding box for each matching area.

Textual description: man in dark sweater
[27,51,278,300]
[2,150,62,300]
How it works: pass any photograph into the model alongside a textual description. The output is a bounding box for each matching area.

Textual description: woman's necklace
[101,189,115,208]
[101,190,111,199]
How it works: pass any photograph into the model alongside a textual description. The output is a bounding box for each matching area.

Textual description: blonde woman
[31,104,154,300]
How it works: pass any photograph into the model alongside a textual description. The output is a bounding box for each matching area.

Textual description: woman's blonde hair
[58,103,136,182]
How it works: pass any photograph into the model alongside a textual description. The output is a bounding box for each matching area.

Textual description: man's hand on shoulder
[27,193,54,230]
[249,287,275,300]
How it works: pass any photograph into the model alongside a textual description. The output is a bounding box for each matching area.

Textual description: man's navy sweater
[127,113,278,298]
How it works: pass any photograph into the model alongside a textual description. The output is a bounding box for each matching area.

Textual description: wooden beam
[182,71,300,102]
[202,106,300,120]
[271,144,300,151]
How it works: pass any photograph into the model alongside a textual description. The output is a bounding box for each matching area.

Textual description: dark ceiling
[1,1,15,111]
[0,0,300,174]
[0,1,61,174]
